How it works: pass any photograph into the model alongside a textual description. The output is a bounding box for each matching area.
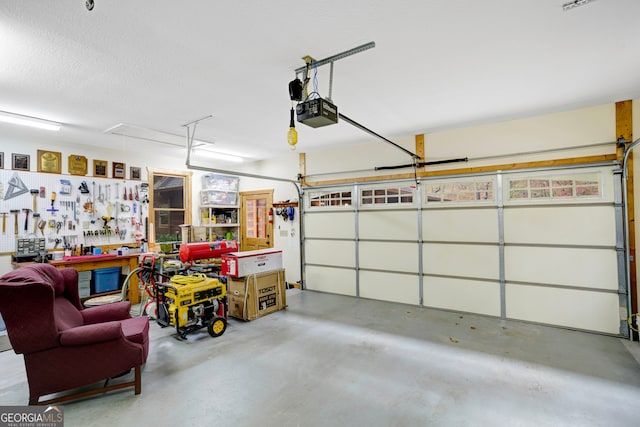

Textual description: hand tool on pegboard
[4,173,29,200]
[47,192,59,215]
[23,208,31,232]
[0,212,7,234]
[30,189,39,212]
[32,212,40,234]
[10,210,19,235]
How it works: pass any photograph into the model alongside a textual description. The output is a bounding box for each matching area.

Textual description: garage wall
[0,135,190,276]
[425,104,615,170]
[232,154,302,283]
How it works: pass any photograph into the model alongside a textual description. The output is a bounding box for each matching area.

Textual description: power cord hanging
[171,273,207,285]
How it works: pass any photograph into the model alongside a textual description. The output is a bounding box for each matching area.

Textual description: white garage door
[303,164,627,336]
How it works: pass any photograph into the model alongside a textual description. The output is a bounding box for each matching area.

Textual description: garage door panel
[504,206,615,246]
[306,240,355,268]
[303,166,623,336]
[305,266,356,296]
[359,210,417,240]
[359,241,418,273]
[423,209,498,243]
[305,212,354,239]
[424,276,500,316]
[423,243,499,280]
[359,271,419,305]
[505,246,617,290]
[506,284,620,334]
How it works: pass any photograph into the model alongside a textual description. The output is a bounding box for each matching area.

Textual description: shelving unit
[272,201,299,208]
[199,174,240,241]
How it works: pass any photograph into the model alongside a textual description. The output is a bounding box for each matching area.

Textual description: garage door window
[508,173,601,201]
[425,179,494,204]
[361,186,414,206]
[308,190,352,208]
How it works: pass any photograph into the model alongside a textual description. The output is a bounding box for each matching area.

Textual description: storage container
[92,267,121,293]
[202,174,239,191]
[221,249,283,278]
[200,190,238,206]
[78,271,91,298]
[228,269,286,321]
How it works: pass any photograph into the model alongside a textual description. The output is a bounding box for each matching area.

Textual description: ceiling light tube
[0,110,61,131]
[192,148,244,163]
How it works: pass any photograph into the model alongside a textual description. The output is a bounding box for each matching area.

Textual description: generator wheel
[208,316,227,337]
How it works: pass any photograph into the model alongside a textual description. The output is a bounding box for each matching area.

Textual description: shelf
[199,175,240,241]
[272,201,299,208]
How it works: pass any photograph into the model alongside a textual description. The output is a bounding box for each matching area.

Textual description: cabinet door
[240,190,273,251]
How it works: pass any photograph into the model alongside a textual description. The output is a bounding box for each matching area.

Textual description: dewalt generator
[155,273,228,340]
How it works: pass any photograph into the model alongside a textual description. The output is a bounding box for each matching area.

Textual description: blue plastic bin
[92,267,121,293]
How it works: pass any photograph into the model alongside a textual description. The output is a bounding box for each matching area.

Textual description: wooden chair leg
[32,367,143,405]
[134,365,141,395]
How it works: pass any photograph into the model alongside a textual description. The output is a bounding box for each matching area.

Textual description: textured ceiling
[1,0,639,164]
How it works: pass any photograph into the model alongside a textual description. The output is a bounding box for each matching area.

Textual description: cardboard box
[228,269,286,321]
[221,249,283,278]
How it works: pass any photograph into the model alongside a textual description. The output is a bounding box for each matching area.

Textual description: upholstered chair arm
[59,322,123,346]
[81,301,132,324]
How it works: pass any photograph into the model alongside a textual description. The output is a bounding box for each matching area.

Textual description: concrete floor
[1,289,639,426]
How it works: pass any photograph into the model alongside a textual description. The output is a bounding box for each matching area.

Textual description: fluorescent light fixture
[562,0,597,11]
[192,148,244,163]
[0,110,61,131]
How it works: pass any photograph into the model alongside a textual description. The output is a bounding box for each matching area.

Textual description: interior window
[148,169,192,251]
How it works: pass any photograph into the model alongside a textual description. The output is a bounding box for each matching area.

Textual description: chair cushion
[53,298,84,331]
[121,316,149,346]
[59,322,123,346]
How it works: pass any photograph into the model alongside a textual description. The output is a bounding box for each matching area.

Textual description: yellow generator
[155,273,228,340]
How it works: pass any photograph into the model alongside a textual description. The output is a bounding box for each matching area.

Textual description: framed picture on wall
[130,166,141,180]
[37,150,62,174]
[68,154,88,176]
[0,152,3,169]
[12,153,30,171]
[113,162,125,179]
[93,159,108,177]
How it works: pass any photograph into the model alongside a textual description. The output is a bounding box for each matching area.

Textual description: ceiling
[1,0,639,164]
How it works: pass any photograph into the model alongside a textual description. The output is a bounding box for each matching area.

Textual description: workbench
[48,254,140,304]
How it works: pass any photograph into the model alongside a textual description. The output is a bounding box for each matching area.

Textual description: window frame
[148,168,192,249]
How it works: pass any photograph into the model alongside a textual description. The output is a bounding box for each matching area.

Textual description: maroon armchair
[0,263,149,405]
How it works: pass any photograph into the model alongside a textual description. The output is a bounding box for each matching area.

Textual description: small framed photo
[37,150,62,174]
[0,152,4,169]
[12,153,30,171]
[130,166,141,180]
[113,162,125,179]
[93,159,108,177]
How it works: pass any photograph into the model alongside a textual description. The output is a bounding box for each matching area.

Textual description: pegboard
[0,169,148,254]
